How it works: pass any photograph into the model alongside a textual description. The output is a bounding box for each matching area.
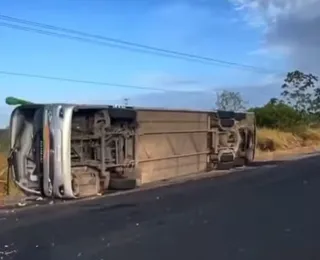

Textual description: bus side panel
[136,109,209,184]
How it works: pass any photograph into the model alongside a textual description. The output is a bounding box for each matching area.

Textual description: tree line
[216,70,320,130]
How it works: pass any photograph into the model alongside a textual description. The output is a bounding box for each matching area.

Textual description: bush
[249,99,312,130]
[249,98,320,152]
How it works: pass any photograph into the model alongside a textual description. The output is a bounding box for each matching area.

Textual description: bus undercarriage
[8,104,256,199]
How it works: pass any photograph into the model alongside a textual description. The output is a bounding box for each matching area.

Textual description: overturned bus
[8,103,256,199]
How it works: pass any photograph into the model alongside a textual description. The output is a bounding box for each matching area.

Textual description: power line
[0,24,275,74]
[0,70,199,92]
[0,70,272,94]
[0,22,213,65]
[0,20,268,73]
[0,14,280,74]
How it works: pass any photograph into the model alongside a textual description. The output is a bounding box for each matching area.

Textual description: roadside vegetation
[217,70,320,153]
[0,129,9,197]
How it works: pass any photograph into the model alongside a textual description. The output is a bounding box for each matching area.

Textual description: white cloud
[231,0,320,74]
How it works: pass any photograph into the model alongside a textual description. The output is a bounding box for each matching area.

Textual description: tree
[215,90,247,111]
[281,70,319,113]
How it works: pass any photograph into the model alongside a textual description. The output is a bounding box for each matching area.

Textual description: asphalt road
[0,154,319,260]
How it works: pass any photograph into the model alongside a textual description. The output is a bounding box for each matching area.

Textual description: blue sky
[0,0,289,126]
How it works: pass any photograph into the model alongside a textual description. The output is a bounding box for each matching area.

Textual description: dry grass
[257,127,320,152]
[0,153,22,199]
[0,153,7,197]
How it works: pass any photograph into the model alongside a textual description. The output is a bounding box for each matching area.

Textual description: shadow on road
[228,159,286,170]
[85,202,138,212]
[247,160,286,167]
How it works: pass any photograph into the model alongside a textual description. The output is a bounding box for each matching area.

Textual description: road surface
[0,154,319,260]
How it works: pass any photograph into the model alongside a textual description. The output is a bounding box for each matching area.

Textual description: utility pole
[124,98,129,106]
